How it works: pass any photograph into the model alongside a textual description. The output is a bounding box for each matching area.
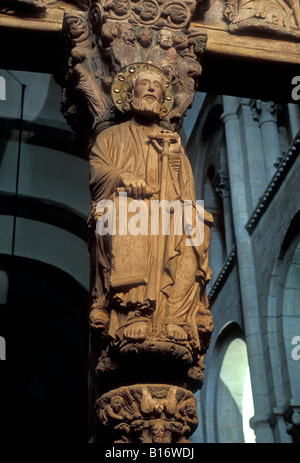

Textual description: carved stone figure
[88,63,213,387]
[224,0,300,39]
[136,26,153,48]
[111,24,139,71]
[146,29,178,82]
[61,10,115,135]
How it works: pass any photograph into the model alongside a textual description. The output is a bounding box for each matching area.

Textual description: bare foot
[123,322,148,341]
[166,324,187,341]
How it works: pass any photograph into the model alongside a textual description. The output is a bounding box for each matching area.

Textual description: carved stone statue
[146,29,179,82]
[224,0,300,39]
[88,63,213,388]
[111,23,139,71]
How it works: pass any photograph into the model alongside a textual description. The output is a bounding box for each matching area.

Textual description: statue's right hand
[117,172,152,199]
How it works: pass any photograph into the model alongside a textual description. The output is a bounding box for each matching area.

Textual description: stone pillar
[238,98,267,209]
[252,100,282,183]
[58,1,213,444]
[221,96,274,443]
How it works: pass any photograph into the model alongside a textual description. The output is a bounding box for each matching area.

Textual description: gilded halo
[111,63,174,115]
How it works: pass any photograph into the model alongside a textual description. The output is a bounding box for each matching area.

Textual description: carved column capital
[59,0,208,136]
[95,384,198,443]
[214,174,230,200]
[250,99,278,125]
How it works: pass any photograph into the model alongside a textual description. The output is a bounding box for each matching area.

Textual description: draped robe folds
[89,120,213,345]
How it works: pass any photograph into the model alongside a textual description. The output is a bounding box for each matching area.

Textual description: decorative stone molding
[246,131,300,234]
[208,245,236,305]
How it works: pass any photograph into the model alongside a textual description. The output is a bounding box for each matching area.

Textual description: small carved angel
[175,396,198,431]
[140,385,178,417]
[96,388,141,426]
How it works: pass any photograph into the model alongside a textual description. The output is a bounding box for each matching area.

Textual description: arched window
[217,331,256,443]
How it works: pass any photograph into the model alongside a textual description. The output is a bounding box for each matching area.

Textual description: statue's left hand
[168,132,181,154]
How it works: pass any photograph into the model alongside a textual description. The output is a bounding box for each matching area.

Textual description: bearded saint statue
[88,63,213,366]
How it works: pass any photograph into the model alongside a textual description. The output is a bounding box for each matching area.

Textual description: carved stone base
[95,384,198,444]
[93,339,205,394]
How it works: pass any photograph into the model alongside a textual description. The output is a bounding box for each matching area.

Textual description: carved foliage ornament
[224,0,300,40]
[95,384,198,443]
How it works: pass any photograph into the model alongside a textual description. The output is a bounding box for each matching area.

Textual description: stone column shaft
[257,101,282,183]
[221,95,274,443]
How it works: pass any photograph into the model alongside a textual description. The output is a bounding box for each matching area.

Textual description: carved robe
[89,120,213,345]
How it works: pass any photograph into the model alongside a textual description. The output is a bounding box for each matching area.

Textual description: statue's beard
[130,96,162,117]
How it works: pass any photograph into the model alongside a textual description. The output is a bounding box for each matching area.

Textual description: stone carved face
[151,421,166,443]
[110,395,124,413]
[66,17,87,39]
[157,29,173,48]
[133,71,164,104]
[130,70,165,117]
